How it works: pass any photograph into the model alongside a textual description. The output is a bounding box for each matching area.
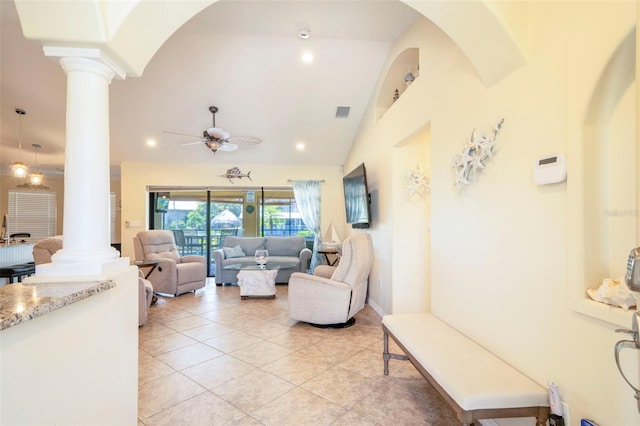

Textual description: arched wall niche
[376,47,420,120]
[570,28,637,327]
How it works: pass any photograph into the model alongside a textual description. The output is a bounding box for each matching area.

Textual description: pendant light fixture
[30,144,44,185]
[16,142,49,190]
[10,108,28,178]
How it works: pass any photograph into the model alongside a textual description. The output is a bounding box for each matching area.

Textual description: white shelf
[376,47,419,120]
[572,297,636,328]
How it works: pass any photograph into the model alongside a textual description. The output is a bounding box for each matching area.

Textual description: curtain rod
[287,179,326,183]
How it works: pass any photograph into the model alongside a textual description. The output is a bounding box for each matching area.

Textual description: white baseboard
[367,297,385,317]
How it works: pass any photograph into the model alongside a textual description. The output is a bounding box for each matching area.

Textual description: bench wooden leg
[384,330,390,375]
[383,327,408,375]
[535,406,550,426]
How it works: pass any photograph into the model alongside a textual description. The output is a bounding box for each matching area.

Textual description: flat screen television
[343,163,371,229]
[155,193,170,213]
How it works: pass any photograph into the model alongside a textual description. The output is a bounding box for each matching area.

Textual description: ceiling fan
[164,106,262,153]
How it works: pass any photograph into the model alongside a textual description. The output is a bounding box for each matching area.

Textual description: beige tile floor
[138,279,458,425]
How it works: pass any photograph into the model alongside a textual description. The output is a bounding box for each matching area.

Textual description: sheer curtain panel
[291,180,322,270]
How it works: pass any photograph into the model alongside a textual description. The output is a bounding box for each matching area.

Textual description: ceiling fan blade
[163,130,202,138]
[229,135,262,145]
[218,143,238,152]
[180,140,206,146]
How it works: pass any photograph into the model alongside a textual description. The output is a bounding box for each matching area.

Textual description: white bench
[382,313,550,426]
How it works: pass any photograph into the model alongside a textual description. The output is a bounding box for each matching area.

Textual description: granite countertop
[0,280,115,331]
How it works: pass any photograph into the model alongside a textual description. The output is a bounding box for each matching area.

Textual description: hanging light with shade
[16,142,49,190]
[10,108,28,178]
[29,144,44,185]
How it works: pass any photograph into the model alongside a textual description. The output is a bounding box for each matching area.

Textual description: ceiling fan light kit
[206,127,230,140]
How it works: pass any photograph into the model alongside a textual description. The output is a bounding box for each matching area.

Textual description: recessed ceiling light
[146,139,157,147]
[302,52,314,63]
[296,142,305,151]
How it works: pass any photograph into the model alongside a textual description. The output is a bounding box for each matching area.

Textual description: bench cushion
[382,313,549,411]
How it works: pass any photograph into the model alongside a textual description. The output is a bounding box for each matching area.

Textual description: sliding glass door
[148,187,312,276]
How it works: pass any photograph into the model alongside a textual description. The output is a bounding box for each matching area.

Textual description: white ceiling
[0,0,420,176]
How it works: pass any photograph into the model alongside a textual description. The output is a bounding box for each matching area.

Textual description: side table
[318,249,340,266]
[133,259,163,279]
[133,260,163,304]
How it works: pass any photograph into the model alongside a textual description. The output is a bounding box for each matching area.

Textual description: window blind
[7,190,57,243]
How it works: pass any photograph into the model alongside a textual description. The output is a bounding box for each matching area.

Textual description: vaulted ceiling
[0,0,420,177]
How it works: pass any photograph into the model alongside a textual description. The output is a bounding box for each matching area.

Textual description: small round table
[132,259,163,279]
[318,249,340,266]
[133,260,163,304]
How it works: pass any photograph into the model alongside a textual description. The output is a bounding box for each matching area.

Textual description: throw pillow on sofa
[225,236,265,256]
[223,245,246,258]
[265,236,305,257]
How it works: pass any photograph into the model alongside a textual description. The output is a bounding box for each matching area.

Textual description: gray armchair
[133,230,207,296]
[288,233,373,327]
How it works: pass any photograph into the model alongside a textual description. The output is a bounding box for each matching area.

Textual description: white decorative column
[35,48,129,279]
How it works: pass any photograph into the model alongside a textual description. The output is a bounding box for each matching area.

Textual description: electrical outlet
[561,401,570,426]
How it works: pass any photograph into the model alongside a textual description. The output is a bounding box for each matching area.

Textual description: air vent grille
[335,106,350,118]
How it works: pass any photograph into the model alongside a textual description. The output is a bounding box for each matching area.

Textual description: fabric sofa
[213,236,312,285]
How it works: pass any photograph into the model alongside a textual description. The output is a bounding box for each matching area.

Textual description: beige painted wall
[391,126,430,314]
[119,162,344,260]
[0,175,122,242]
[347,2,638,424]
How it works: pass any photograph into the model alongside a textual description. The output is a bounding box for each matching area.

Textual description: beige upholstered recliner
[133,230,207,296]
[32,236,63,265]
[34,235,155,326]
[138,270,154,326]
[288,233,373,327]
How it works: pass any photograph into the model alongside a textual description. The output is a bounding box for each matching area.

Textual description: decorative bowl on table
[255,249,269,268]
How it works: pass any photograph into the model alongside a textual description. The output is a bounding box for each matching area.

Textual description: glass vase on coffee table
[255,249,269,269]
